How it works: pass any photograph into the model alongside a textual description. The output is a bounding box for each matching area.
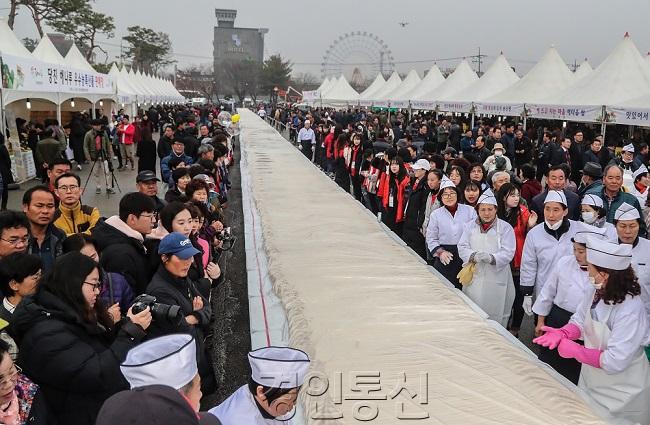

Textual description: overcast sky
[3,0,650,81]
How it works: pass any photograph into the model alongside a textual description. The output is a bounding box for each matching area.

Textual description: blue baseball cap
[158,232,200,260]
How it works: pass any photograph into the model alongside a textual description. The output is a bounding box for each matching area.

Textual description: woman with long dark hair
[333,133,351,192]
[496,183,537,337]
[468,163,488,191]
[348,133,365,201]
[534,238,649,424]
[379,157,411,234]
[10,252,152,425]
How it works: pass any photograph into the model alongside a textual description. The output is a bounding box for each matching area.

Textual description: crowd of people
[0,104,313,425]
[261,104,650,425]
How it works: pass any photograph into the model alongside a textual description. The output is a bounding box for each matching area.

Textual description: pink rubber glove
[557,339,602,368]
[532,323,582,349]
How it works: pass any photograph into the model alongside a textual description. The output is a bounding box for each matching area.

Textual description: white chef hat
[412,159,431,171]
[249,347,310,389]
[572,221,609,244]
[633,164,648,180]
[477,189,497,206]
[586,237,632,270]
[304,120,311,126]
[121,334,197,390]
[439,176,456,192]
[622,143,635,153]
[581,193,604,209]
[614,202,640,221]
[544,190,567,206]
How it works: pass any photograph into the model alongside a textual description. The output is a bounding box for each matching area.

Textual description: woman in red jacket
[496,182,538,337]
[379,157,411,234]
[324,125,340,174]
[348,133,365,202]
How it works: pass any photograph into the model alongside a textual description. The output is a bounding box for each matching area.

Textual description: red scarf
[324,133,335,159]
[635,181,647,193]
[444,203,458,216]
[349,146,360,176]
[380,175,410,222]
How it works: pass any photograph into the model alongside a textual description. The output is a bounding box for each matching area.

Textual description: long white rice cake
[239,109,608,425]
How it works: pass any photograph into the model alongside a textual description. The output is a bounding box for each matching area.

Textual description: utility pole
[471,47,487,76]
[173,64,178,87]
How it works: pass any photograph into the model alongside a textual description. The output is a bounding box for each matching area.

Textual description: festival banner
[1,52,114,95]
[437,101,472,113]
[410,100,437,111]
[526,104,602,123]
[474,102,524,117]
[606,106,650,127]
[302,90,320,101]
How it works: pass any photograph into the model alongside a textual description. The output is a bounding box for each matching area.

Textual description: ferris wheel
[321,32,395,83]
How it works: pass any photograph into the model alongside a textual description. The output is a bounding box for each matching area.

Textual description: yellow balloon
[231,114,240,123]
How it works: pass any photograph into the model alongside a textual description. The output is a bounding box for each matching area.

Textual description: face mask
[545,220,562,231]
[588,276,603,290]
[581,211,597,224]
[494,150,503,157]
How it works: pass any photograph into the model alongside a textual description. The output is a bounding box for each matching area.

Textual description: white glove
[523,295,533,316]
[439,251,454,266]
[298,143,302,150]
[474,252,493,264]
[311,145,316,152]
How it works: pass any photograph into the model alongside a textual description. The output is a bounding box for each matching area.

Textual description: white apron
[463,221,515,327]
[209,385,299,425]
[579,297,650,425]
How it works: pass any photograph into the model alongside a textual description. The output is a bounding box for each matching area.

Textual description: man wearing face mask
[577,162,603,198]
[614,203,650,329]
[483,143,512,173]
[520,190,578,318]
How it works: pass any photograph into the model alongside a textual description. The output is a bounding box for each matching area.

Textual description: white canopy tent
[369,71,402,106]
[574,59,593,81]
[530,34,650,122]
[443,53,520,113]
[321,75,359,108]
[359,74,386,104]
[479,46,574,117]
[31,34,66,66]
[64,44,95,73]
[397,64,446,105]
[412,60,478,110]
[384,69,421,108]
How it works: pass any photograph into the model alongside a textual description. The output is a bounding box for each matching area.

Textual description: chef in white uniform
[119,334,216,423]
[426,177,477,289]
[534,237,650,425]
[532,223,608,384]
[520,190,578,315]
[579,193,618,241]
[458,189,516,327]
[629,164,649,207]
[210,347,310,425]
[614,202,650,361]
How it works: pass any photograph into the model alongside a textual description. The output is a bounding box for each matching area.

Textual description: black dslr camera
[131,294,183,324]
[215,226,236,251]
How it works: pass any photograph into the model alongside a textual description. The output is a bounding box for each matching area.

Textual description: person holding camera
[84,119,115,195]
[9,252,152,425]
[144,232,215,394]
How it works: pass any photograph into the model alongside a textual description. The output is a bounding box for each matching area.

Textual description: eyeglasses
[0,365,21,387]
[1,236,29,246]
[139,213,156,221]
[441,192,457,198]
[57,185,79,192]
[84,281,102,292]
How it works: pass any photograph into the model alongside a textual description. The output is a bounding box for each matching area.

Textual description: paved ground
[6,136,251,408]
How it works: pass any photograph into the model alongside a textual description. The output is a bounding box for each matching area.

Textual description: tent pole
[56,93,62,127]
[471,112,475,129]
[600,106,607,142]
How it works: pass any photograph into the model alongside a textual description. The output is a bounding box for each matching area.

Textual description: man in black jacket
[93,192,156,294]
[531,165,580,221]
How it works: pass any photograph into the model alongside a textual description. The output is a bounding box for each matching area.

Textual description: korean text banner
[526,104,603,123]
[607,106,650,127]
[1,53,114,95]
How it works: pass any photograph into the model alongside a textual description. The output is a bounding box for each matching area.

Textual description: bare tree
[177,64,221,103]
[8,0,19,29]
[219,59,262,103]
[291,72,319,92]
